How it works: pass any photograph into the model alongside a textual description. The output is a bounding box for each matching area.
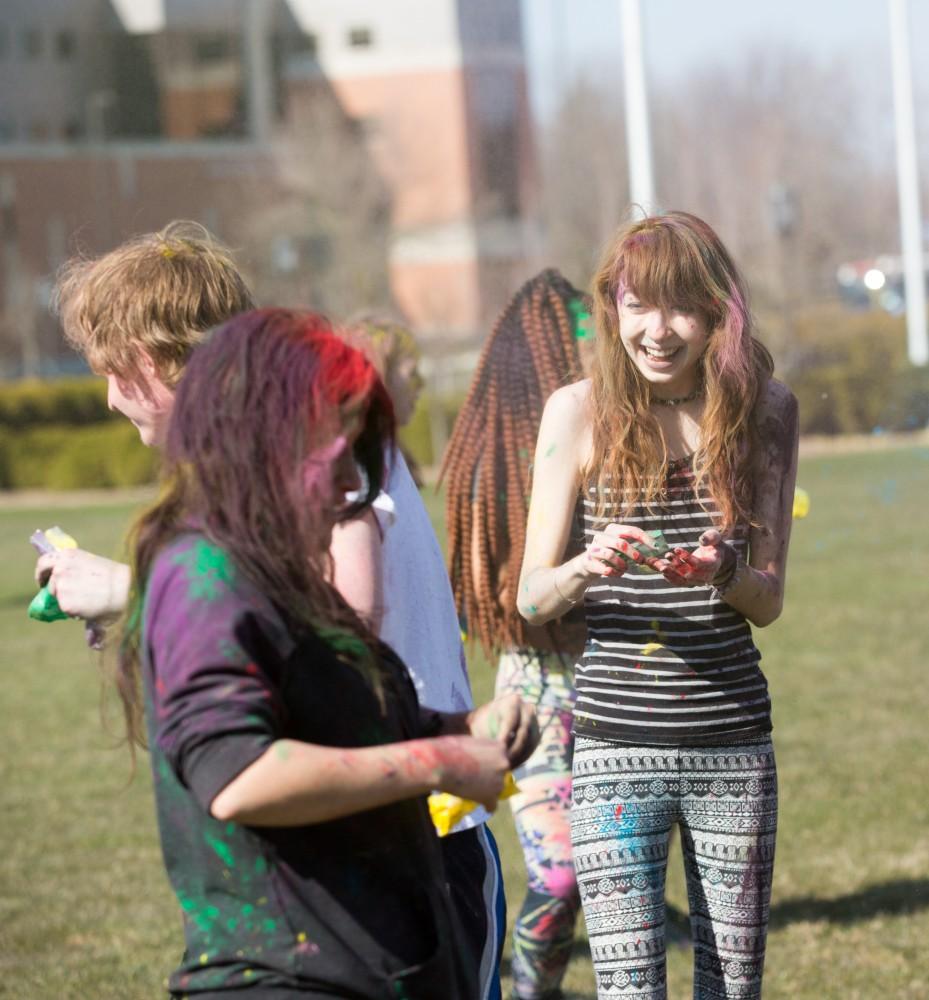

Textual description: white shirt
[363,449,489,829]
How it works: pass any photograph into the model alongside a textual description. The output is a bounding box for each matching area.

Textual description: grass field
[1,445,928,999]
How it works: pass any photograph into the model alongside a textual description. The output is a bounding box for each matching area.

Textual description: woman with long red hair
[116,309,535,999]
[443,269,590,1000]
[518,213,799,999]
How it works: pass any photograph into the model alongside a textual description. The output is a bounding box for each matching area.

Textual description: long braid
[441,269,586,655]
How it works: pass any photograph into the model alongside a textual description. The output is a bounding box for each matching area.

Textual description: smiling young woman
[517,212,799,1000]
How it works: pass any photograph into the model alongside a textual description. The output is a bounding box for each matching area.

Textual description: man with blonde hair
[35,220,254,623]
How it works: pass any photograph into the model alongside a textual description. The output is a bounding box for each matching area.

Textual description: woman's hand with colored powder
[584,524,667,577]
[659,528,730,586]
[466,693,539,770]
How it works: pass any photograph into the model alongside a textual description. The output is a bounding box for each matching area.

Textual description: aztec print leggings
[571,736,777,1000]
[495,650,583,1000]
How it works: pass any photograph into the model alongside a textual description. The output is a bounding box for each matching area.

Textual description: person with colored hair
[116,308,537,998]
[442,268,591,1000]
[518,212,798,1000]
[35,221,254,625]
[329,315,509,1000]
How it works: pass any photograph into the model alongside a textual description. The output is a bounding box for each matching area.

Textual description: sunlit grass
[1,444,927,998]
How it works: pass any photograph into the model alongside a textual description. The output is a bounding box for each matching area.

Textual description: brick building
[0,0,538,374]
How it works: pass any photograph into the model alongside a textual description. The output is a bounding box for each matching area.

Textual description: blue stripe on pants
[441,823,506,1000]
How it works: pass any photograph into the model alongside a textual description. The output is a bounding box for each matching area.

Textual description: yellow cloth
[428,771,519,837]
[792,487,811,519]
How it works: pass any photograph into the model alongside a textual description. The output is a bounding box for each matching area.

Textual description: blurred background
[1,3,928,999]
[0,0,927,485]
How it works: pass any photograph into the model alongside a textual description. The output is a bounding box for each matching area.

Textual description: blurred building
[286,0,538,337]
[0,0,537,376]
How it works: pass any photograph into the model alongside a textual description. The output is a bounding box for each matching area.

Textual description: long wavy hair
[590,211,773,531]
[116,309,395,747]
[442,269,587,654]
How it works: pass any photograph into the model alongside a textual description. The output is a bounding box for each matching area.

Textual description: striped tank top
[573,455,772,746]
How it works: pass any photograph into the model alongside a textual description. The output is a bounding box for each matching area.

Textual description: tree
[538,77,629,288]
[228,81,392,321]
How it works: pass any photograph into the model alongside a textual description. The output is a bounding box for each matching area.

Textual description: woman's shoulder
[545,378,592,419]
[756,377,798,424]
[540,379,593,467]
[148,531,250,608]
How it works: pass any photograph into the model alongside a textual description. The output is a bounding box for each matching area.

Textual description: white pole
[621,0,655,214]
[244,0,274,145]
[888,0,928,366]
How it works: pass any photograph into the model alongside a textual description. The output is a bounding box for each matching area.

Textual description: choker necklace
[651,386,703,407]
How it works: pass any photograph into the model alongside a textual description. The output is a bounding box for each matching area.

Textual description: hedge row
[0,422,158,490]
[781,306,929,435]
[0,377,111,429]
[1,315,926,491]
[0,391,454,490]
[397,391,468,469]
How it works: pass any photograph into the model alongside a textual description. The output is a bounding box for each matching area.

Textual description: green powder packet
[617,530,670,573]
[28,586,69,622]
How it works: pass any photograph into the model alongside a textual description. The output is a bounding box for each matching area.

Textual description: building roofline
[0,140,267,160]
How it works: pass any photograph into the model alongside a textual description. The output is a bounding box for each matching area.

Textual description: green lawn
[1,445,928,998]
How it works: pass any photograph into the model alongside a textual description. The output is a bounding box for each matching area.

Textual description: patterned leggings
[496,650,583,1000]
[571,736,777,1000]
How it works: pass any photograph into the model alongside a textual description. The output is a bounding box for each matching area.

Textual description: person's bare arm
[718,381,799,626]
[210,733,510,826]
[517,381,611,624]
[329,508,384,632]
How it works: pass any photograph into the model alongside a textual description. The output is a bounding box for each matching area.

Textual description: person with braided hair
[518,212,799,1000]
[442,269,592,1000]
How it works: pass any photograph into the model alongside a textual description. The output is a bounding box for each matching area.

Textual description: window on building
[347,27,373,48]
[23,28,42,59]
[480,127,520,217]
[0,27,9,58]
[470,70,522,218]
[56,30,76,60]
[195,34,231,64]
[296,32,318,57]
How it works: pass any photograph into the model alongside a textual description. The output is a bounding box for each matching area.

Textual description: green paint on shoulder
[173,537,236,602]
[544,443,557,458]
[274,741,291,761]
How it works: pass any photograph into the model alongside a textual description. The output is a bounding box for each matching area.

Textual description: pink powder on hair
[715,282,749,376]
[301,434,349,497]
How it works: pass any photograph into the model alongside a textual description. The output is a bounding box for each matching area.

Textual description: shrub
[0,378,111,429]
[779,305,929,435]
[0,423,158,490]
[398,391,468,468]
